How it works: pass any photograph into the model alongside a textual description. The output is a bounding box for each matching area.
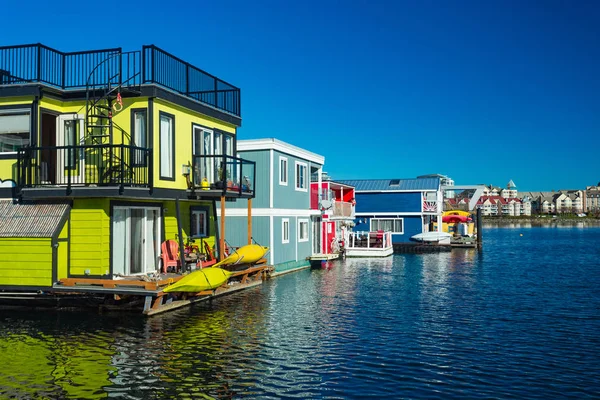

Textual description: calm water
[2,226,600,399]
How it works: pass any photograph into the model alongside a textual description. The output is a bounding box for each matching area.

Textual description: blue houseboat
[220,139,324,274]
[337,177,443,244]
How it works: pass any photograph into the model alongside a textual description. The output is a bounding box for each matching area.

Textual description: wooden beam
[220,195,226,261]
[248,198,252,245]
[175,198,186,270]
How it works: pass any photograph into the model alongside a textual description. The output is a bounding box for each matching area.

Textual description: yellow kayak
[163,267,231,293]
[443,210,471,217]
[212,244,269,268]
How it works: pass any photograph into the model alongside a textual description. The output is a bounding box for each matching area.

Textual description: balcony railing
[0,44,241,117]
[17,145,150,190]
[332,201,354,218]
[191,154,255,197]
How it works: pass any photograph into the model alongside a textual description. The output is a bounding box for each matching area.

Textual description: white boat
[411,231,452,244]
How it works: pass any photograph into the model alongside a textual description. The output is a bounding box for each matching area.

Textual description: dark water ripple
[1,227,600,398]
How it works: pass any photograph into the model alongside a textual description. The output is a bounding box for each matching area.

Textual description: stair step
[87,124,110,128]
[88,114,110,119]
[89,134,110,138]
[94,105,112,110]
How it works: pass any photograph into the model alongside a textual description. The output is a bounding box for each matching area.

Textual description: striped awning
[0,200,70,237]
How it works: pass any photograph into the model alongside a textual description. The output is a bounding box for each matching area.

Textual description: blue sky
[2,0,598,191]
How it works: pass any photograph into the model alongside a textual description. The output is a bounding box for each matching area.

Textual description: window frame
[370,217,404,234]
[295,161,308,192]
[298,218,309,242]
[190,206,210,238]
[282,218,289,244]
[279,156,288,186]
[0,106,32,155]
[159,111,175,181]
[130,108,148,167]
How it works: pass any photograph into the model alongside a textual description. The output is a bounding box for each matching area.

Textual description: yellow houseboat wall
[162,200,217,252]
[0,237,53,286]
[153,99,237,191]
[0,206,68,288]
[70,198,111,277]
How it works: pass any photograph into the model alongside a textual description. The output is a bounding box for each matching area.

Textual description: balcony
[17,144,150,195]
[191,155,255,198]
[0,44,240,117]
[331,200,355,218]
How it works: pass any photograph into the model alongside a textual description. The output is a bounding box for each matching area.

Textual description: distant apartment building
[519,190,583,215]
[585,185,600,213]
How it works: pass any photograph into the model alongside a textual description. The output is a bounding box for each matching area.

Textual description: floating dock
[0,263,273,316]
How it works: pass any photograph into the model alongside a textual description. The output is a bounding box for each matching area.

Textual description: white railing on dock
[346,231,392,250]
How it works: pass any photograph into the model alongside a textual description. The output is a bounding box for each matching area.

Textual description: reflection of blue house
[337,178,442,243]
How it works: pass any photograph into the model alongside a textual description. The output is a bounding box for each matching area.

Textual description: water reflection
[2,228,600,399]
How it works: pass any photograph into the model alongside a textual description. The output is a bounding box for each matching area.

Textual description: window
[279,157,288,186]
[0,109,30,153]
[370,218,404,234]
[295,161,307,191]
[282,218,289,243]
[132,109,147,166]
[159,112,175,180]
[193,125,234,184]
[190,207,209,237]
[298,219,309,242]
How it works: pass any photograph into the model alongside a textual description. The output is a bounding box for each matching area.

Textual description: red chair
[160,240,181,273]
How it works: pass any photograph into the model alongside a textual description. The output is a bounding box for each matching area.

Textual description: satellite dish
[320,200,333,210]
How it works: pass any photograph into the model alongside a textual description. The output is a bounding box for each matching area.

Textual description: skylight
[389,179,400,186]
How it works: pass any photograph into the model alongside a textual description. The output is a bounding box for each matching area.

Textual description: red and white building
[310,180,355,255]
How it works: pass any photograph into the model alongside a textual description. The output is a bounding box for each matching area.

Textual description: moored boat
[163,268,232,293]
[212,244,269,268]
[411,231,452,244]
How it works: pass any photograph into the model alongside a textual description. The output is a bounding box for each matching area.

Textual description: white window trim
[282,218,289,244]
[0,109,31,154]
[279,156,288,186]
[370,217,404,234]
[191,209,208,238]
[295,161,308,192]
[298,218,309,242]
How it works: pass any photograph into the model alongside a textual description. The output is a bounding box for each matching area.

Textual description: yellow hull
[443,210,471,217]
[163,268,231,293]
[213,244,269,268]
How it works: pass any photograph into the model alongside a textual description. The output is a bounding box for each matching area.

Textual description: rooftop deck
[0,43,240,117]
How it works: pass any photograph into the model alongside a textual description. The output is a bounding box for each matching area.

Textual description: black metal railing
[0,44,241,116]
[191,154,255,197]
[0,44,122,89]
[17,144,150,191]
[142,45,240,116]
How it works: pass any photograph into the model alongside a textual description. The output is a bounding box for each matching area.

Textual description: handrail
[1,43,241,116]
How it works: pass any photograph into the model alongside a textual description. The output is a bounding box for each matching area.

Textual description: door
[56,114,85,184]
[112,206,160,276]
[312,217,321,254]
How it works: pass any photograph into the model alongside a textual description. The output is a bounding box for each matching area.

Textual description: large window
[370,218,404,233]
[279,157,288,186]
[193,125,234,184]
[190,207,209,238]
[282,218,289,243]
[132,109,147,166]
[0,109,30,153]
[159,112,175,180]
[295,161,307,191]
[298,219,309,242]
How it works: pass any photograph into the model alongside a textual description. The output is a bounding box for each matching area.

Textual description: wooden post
[476,207,482,249]
[220,195,226,261]
[248,198,252,245]
[176,198,186,269]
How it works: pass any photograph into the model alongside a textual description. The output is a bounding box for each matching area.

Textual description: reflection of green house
[1,333,115,399]
[0,44,255,291]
